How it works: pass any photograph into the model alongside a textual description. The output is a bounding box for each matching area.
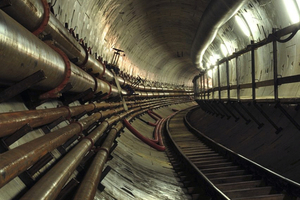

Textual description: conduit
[123,119,166,151]
[0,101,136,138]
[191,0,247,69]
[19,101,172,199]
[20,109,136,200]
[73,121,124,200]
[0,97,178,190]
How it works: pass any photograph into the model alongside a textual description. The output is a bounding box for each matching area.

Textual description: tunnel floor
[94,101,197,200]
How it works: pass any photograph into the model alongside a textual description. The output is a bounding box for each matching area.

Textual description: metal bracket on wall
[214,101,230,119]
[253,102,282,134]
[230,102,251,124]
[220,102,239,122]
[0,70,46,103]
[275,103,300,131]
[239,102,264,129]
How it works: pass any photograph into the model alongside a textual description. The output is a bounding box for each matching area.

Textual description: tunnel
[1,0,300,199]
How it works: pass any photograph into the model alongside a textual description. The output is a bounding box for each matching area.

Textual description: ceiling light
[207,69,213,78]
[235,15,250,37]
[284,0,300,24]
[209,54,219,65]
[220,44,228,56]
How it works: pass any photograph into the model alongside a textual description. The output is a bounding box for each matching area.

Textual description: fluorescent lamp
[207,70,213,78]
[284,0,300,24]
[220,44,228,56]
[235,15,251,37]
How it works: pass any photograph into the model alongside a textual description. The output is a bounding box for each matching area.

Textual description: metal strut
[253,102,283,134]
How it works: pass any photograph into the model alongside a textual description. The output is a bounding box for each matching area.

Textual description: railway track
[164,107,300,200]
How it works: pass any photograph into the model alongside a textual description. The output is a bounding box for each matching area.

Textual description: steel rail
[185,107,300,198]
[165,108,230,200]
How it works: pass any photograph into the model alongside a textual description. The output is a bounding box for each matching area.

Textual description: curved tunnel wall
[196,0,300,99]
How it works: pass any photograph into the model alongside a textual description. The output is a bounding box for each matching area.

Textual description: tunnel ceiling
[61,0,212,86]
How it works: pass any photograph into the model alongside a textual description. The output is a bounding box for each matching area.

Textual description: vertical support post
[212,69,215,100]
[200,75,203,100]
[273,28,279,102]
[236,54,240,101]
[226,59,230,100]
[203,74,206,100]
[206,72,210,99]
[217,63,221,101]
[251,40,256,101]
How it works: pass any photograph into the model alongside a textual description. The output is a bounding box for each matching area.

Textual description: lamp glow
[207,70,213,78]
[220,44,228,56]
[284,0,300,24]
[235,15,250,37]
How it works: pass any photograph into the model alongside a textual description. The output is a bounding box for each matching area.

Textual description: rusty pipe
[0,104,95,138]
[0,107,122,189]
[19,120,111,200]
[0,100,137,138]
[20,106,153,199]
[73,122,124,200]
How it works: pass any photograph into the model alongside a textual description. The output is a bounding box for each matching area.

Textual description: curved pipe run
[191,0,247,70]
[123,119,165,151]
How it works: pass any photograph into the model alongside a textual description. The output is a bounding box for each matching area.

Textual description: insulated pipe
[191,0,247,70]
[2,0,114,82]
[2,0,191,93]
[73,121,124,200]
[0,10,95,93]
[0,10,125,98]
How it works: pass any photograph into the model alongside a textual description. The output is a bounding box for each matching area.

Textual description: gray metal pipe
[2,0,191,93]
[191,0,247,70]
[0,10,126,98]
[2,0,115,82]
[0,10,93,92]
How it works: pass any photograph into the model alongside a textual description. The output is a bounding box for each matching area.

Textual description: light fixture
[209,54,219,65]
[284,0,300,24]
[220,44,229,57]
[207,69,213,78]
[235,15,251,37]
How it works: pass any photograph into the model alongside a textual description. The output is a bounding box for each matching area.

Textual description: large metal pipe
[0,9,127,99]
[2,0,192,93]
[2,0,115,82]
[191,0,247,70]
